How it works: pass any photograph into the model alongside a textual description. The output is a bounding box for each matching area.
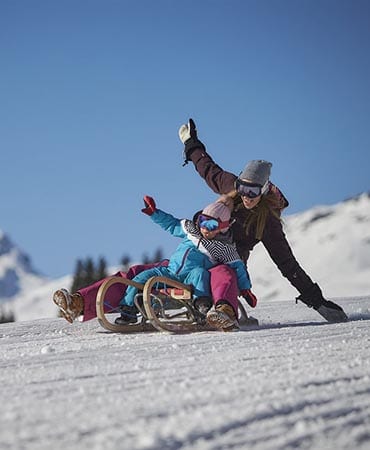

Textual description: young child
[116,195,257,331]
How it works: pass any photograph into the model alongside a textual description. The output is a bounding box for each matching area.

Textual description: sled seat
[154,286,192,300]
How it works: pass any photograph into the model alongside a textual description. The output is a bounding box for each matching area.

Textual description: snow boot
[193,296,213,316]
[296,283,348,323]
[206,302,240,332]
[191,296,213,325]
[53,289,84,323]
[114,304,139,325]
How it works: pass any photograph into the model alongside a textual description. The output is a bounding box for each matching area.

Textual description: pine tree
[121,254,131,270]
[96,256,107,280]
[70,257,99,292]
[142,253,150,264]
[152,247,164,263]
[71,259,84,293]
[85,257,95,286]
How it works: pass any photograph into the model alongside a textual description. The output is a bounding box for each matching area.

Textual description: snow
[9,274,72,322]
[1,296,370,450]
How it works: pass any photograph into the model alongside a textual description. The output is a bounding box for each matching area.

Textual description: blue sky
[1,0,369,278]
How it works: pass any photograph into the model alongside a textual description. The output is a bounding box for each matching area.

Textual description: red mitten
[240,289,258,308]
[141,196,157,216]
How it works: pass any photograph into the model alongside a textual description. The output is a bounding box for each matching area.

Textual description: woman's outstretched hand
[178,118,197,144]
[179,118,205,166]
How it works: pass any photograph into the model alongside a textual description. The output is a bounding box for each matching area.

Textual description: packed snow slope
[1,295,370,450]
[248,192,370,300]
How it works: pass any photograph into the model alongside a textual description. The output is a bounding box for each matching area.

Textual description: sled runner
[142,276,211,332]
[96,276,257,333]
[96,276,206,333]
[96,277,155,333]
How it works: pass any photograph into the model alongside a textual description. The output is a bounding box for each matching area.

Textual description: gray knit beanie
[239,160,272,186]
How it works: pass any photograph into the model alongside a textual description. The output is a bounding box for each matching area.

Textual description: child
[116,195,257,331]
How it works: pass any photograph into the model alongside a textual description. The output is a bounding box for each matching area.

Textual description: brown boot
[206,302,240,332]
[53,289,84,323]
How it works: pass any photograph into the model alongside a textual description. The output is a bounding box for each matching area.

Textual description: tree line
[70,247,164,292]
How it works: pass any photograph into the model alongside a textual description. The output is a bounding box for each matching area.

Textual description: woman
[178,118,348,323]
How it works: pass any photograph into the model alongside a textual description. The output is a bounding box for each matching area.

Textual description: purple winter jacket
[188,147,315,295]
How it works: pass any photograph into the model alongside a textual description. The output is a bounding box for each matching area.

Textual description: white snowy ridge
[249,191,370,301]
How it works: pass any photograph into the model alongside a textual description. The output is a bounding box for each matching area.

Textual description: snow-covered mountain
[248,192,370,301]
[0,230,66,321]
[0,231,45,298]
[1,192,370,322]
[0,231,52,319]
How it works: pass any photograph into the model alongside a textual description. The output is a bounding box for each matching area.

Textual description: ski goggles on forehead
[197,214,230,231]
[235,179,263,198]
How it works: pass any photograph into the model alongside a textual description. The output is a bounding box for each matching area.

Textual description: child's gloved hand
[240,289,258,308]
[141,196,157,216]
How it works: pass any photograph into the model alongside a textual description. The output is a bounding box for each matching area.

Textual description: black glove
[296,283,323,309]
[178,118,205,166]
[296,283,348,322]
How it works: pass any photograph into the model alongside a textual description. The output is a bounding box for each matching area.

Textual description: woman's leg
[79,271,127,321]
[78,261,169,321]
[209,265,239,314]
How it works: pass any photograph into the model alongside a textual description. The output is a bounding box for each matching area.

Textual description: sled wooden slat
[96,276,155,333]
[143,276,210,333]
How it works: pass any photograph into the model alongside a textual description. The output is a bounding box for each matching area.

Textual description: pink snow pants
[79,262,239,322]
[209,265,239,314]
[79,261,168,321]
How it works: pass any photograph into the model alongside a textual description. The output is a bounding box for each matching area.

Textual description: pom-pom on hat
[239,160,272,186]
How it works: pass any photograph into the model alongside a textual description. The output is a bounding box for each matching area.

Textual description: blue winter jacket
[150,209,251,290]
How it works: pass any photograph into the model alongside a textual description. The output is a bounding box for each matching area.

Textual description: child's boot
[193,296,213,316]
[114,304,139,325]
[206,301,240,332]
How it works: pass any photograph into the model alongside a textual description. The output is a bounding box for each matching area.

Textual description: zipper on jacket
[175,247,191,275]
